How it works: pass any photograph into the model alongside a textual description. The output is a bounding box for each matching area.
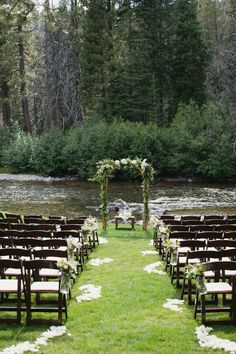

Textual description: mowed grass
[0,225,236,353]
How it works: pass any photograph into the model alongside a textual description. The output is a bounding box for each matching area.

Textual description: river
[0,178,236,217]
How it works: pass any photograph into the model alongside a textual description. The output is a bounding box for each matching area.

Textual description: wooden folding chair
[23,259,67,325]
[0,259,24,324]
[194,261,236,324]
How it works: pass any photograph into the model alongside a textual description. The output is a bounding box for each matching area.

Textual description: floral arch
[92,158,155,231]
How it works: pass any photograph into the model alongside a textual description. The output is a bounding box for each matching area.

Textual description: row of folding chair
[155,231,236,255]
[169,224,236,232]
[161,214,236,221]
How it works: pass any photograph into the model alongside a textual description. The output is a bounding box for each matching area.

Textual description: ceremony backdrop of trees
[0,0,235,179]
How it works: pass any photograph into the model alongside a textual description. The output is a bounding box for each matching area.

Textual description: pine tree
[172,0,207,115]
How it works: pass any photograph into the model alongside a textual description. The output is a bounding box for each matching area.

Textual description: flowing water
[0,178,236,217]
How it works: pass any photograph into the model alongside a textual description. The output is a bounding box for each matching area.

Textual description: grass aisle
[0,226,235,353]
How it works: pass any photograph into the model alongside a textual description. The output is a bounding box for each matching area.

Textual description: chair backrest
[32,238,67,249]
[205,219,227,225]
[169,225,189,232]
[160,215,175,220]
[22,231,52,239]
[12,238,43,249]
[169,231,196,239]
[0,259,22,273]
[0,247,32,259]
[204,215,225,220]
[196,231,223,240]
[21,224,56,231]
[182,220,203,225]
[23,215,43,220]
[0,222,10,230]
[0,230,24,238]
[181,215,201,221]
[0,237,12,247]
[214,225,236,232]
[207,239,236,249]
[224,232,236,240]
[3,217,20,224]
[52,231,79,239]
[227,215,236,220]
[220,248,236,260]
[202,260,236,272]
[67,219,84,225]
[228,219,236,225]
[44,218,66,225]
[24,217,46,224]
[190,225,214,232]
[179,240,206,249]
[33,248,67,259]
[186,249,220,262]
[60,224,82,231]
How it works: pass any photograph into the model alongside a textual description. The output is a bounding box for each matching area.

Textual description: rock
[108,199,130,211]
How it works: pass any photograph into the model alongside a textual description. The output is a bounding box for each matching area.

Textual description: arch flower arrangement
[91,158,155,231]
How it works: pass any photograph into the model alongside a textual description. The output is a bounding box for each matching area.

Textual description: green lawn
[0,225,235,353]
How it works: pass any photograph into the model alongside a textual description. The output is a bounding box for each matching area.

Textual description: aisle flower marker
[196,325,236,353]
[144,261,166,274]
[89,258,113,267]
[163,299,184,312]
[91,158,155,231]
[0,326,69,354]
[76,284,102,303]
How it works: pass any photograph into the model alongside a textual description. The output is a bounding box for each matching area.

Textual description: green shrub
[32,130,67,176]
[3,131,36,173]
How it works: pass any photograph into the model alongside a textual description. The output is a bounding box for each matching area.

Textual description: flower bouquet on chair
[57,259,77,295]
[185,263,207,295]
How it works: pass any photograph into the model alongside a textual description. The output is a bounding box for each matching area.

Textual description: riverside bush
[1,102,236,179]
[3,131,36,173]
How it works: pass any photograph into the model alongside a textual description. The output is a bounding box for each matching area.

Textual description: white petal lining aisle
[99,237,108,244]
[76,284,102,302]
[141,250,158,256]
[163,299,184,312]
[0,326,68,354]
[196,325,236,353]
[89,258,113,267]
[143,261,166,274]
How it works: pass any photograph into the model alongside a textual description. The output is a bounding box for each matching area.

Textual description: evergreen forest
[0,0,236,179]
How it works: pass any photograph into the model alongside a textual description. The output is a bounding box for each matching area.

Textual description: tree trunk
[1,81,11,126]
[18,22,32,133]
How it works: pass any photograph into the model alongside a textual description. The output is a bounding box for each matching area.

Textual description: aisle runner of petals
[148,240,154,246]
[141,250,158,256]
[0,326,69,354]
[89,258,113,267]
[76,284,102,303]
[196,325,236,353]
[144,262,165,274]
[99,237,108,244]
[163,299,184,312]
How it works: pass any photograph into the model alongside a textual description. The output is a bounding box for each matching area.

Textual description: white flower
[163,299,184,312]
[89,258,113,267]
[121,158,128,165]
[141,158,148,171]
[115,160,120,167]
[141,250,158,256]
[99,237,108,244]
[196,325,236,352]
[76,284,102,303]
[143,262,165,274]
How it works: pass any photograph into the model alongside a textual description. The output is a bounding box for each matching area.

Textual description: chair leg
[26,291,32,325]
[16,291,21,324]
[58,293,63,325]
[194,291,199,319]
[201,294,206,324]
